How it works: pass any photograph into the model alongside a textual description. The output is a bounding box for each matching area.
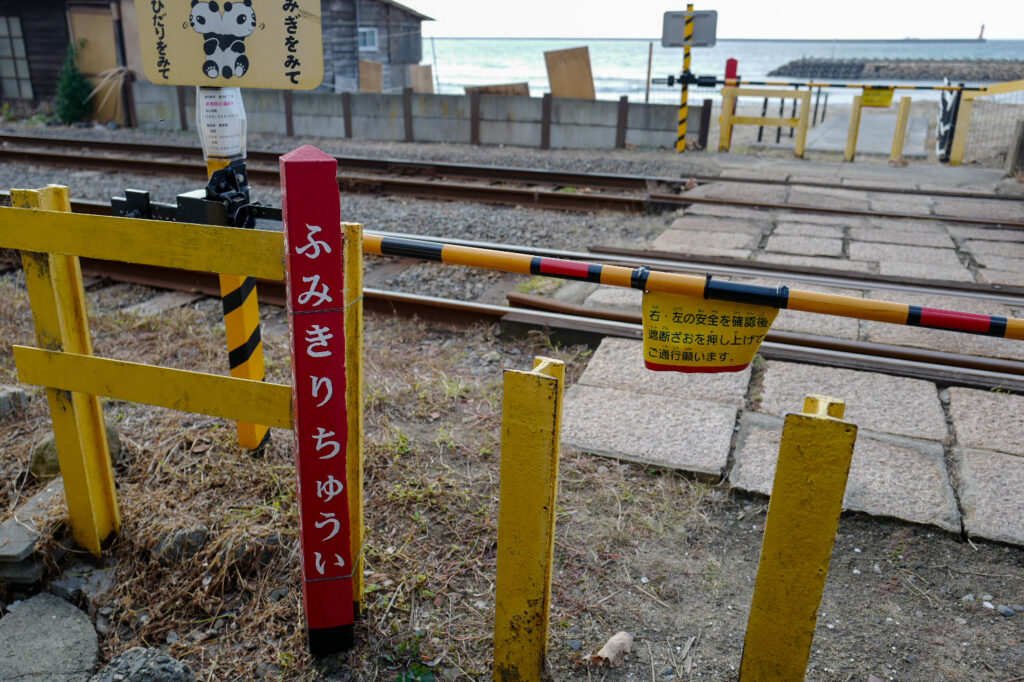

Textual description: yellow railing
[719,86,812,157]
[950,79,1024,166]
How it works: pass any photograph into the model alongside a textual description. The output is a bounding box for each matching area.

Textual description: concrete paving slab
[805,113,929,156]
[684,205,771,221]
[876,261,975,281]
[774,211,865,227]
[691,182,790,204]
[561,384,736,478]
[849,226,955,249]
[972,254,1024,272]
[582,286,642,311]
[764,235,843,257]
[773,308,861,339]
[650,229,755,259]
[123,291,206,317]
[867,191,935,210]
[773,221,845,239]
[978,269,1024,287]
[863,293,1024,361]
[575,338,751,404]
[933,197,1024,221]
[730,412,960,532]
[947,225,1023,242]
[759,361,947,440]
[948,387,1024,455]
[849,242,963,268]
[668,216,768,235]
[754,253,874,273]
[963,239,1024,260]
[788,189,870,212]
[868,217,950,233]
[955,447,1024,545]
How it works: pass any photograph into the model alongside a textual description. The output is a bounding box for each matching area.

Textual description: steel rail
[3,132,1022,203]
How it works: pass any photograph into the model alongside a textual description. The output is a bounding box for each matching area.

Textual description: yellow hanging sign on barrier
[642,292,778,373]
[134,0,323,89]
[862,86,895,108]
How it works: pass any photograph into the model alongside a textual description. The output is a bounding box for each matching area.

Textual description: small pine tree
[54,43,93,124]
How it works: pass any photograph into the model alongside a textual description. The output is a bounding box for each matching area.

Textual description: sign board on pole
[862,86,895,108]
[134,0,323,89]
[662,10,718,48]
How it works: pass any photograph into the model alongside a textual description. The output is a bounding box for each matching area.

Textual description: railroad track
[2,215,1023,392]
[2,133,1023,226]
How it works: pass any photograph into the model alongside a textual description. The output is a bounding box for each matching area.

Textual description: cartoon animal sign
[135,0,323,89]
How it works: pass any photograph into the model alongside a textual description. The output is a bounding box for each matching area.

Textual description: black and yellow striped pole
[676,3,694,153]
[197,87,269,451]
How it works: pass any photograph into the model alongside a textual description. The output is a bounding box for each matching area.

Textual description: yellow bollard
[890,96,912,162]
[719,86,736,152]
[343,223,365,617]
[12,185,120,556]
[739,394,857,681]
[794,89,812,158]
[493,357,566,682]
[844,95,863,162]
[948,92,975,166]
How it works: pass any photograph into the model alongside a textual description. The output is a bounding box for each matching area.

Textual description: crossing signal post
[662,7,718,153]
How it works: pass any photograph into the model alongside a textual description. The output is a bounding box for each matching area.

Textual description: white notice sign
[196,87,247,159]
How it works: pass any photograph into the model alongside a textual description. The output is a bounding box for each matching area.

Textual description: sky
[411,1,1023,40]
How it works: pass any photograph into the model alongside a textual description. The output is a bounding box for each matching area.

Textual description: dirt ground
[1,267,1023,681]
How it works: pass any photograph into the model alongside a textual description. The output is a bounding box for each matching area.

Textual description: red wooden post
[725,58,739,148]
[280,145,355,655]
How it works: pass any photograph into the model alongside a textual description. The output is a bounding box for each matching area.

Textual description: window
[0,16,32,100]
[358,27,378,52]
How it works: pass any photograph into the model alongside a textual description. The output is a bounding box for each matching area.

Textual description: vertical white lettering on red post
[281,145,354,655]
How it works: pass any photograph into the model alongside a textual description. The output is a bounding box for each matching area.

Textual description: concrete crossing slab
[803,113,929,156]
[730,411,960,532]
[955,447,1024,545]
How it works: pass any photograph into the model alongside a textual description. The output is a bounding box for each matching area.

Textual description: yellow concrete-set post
[718,86,736,152]
[493,357,566,682]
[793,88,812,158]
[948,92,976,166]
[739,394,858,681]
[844,94,863,162]
[343,222,365,617]
[675,3,694,153]
[11,185,119,556]
[890,96,912,162]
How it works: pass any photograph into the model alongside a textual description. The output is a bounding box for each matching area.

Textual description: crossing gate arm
[13,347,293,429]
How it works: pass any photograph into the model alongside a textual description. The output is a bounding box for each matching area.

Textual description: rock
[30,419,122,479]
[0,593,98,681]
[982,593,995,601]
[0,384,31,418]
[153,525,209,565]
[89,646,195,682]
[567,639,582,650]
[1011,604,1024,613]
[961,593,975,602]
[0,477,65,584]
[269,587,288,602]
[997,605,1016,617]
[50,563,116,609]
[983,601,995,610]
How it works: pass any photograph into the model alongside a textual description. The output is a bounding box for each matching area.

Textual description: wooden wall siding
[0,1,69,101]
[323,0,358,91]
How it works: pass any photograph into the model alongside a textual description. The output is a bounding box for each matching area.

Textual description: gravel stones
[0,593,97,681]
[0,385,31,419]
[89,647,195,682]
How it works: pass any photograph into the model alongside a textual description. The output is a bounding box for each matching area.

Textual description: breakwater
[768,58,1024,82]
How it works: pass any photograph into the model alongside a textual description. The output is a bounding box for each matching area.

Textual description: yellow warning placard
[862,87,895,108]
[134,0,323,89]
[642,292,778,373]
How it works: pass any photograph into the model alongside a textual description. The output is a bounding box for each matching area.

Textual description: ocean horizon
[422,37,1024,104]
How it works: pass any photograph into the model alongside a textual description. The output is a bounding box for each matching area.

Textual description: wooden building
[322,0,433,93]
[0,0,432,121]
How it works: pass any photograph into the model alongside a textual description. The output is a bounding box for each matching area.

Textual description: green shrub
[54,43,93,124]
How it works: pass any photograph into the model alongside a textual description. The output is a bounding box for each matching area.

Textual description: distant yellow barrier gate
[719,86,812,157]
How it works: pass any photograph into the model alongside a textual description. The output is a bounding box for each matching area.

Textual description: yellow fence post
[719,86,736,152]
[948,93,975,166]
[794,89,812,158]
[493,357,565,682]
[739,394,858,681]
[11,185,119,556]
[343,222,365,617]
[675,3,694,153]
[844,95,862,162]
[890,96,912,162]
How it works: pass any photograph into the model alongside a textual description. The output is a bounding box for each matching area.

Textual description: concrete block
[351,115,404,141]
[481,120,543,148]
[849,226,955,248]
[625,127,675,149]
[349,93,404,118]
[877,261,974,281]
[773,221,844,239]
[775,211,863,227]
[963,239,1024,260]
[933,197,1024,221]
[685,205,771,221]
[868,217,948,233]
[772,308,860,339]
[0,593,97,681]
[413,118,472,144]
[625,102,677,132]
[551,97,618,126]
[730,412,960,532]
[955,447,1024,545]
[551,124,616,150]
[576,337,750,404]
[479,94,542,122]
[668,216,769,235]
[947,225,1020,242]
[972,254,1024,272]
[582,286,641,311]
[788,188,869,211]
[849,242,963,268]
[651,229,757,258]
[294,114,347,138]
[759,361,947,440]
[978,269,1024,287]
[561,385,736,478]
[949,387,1024,454]
[764,235,843,257]
[688,182,789,204]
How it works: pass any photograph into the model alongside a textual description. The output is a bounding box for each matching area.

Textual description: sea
[423,38,1024,104]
